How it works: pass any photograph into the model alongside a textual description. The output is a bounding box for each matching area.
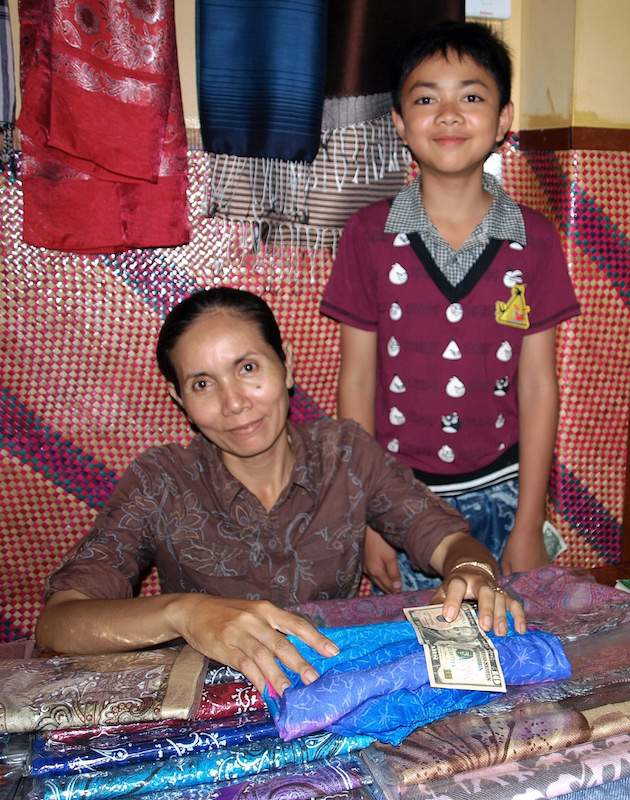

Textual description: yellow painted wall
[573,0,630,128]
[518,0,576,131]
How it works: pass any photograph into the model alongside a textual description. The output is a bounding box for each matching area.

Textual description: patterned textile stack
[0,643,375,800]
[0,568,629,800]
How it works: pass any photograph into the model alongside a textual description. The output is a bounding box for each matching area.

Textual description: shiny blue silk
[266,619,571,745]
[36,732,372,800]
[31,716,277,777]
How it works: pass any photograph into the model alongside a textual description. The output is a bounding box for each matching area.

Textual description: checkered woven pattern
[502,139,629,568]
[1,141,628,640]
[0,152,342,641]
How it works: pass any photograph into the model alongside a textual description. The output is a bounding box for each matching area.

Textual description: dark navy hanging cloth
[196,0,326,162]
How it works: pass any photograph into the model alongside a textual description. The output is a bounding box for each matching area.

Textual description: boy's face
[392,51,513,179]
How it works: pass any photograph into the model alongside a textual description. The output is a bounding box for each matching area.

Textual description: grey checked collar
[384,173,527,287]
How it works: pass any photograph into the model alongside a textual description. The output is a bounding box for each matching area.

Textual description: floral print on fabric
[0,646,206,734]
[35,732,373,800]
[266,620,570,745]
[17,0,190,251]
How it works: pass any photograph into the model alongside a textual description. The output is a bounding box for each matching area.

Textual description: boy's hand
[363,526,402,593]
[501,524,549,575]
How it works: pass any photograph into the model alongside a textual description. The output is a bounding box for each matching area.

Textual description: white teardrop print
[503,269,523,287]
[509,242,524,250]
[438,445,455,463]
[498,442,506,451]
[389,406,406,426]
[446,303,464,323]
[496,341,512,362]
[442,340,462,360]
[387,438,400,453]
[387,336,400,357]
[389,375,406,393]
[394,233,409,247]
[389,263,408,285]
[389,302,402,321]
[495,413,505,429]
[446,376,465,398]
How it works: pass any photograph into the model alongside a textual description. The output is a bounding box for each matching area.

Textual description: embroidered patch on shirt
[495,284,531,329]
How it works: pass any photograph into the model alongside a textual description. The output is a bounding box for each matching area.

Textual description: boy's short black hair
[393,21,512,113]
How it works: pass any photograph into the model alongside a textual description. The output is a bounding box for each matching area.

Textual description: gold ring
[494,587,507,596]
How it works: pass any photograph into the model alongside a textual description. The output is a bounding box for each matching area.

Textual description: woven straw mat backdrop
[1,140,629,641]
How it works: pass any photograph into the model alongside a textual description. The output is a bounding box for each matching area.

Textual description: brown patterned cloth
[365,734,630,800]
[0,645,207,734]
[365,679,630,786]
[47,419,468,608]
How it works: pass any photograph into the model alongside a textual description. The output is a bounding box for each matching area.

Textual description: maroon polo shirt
[321,201,580,491]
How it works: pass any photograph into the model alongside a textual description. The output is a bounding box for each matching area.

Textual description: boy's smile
[392,51,513,180]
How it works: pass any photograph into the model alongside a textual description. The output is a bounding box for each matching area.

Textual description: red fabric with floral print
[17,0,189,252]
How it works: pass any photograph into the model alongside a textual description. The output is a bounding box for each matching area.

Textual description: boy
[321,22,580,591]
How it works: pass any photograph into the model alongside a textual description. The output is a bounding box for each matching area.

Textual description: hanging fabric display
[17,0,190,252]
[0,0,16,173]
[196,0,325,163]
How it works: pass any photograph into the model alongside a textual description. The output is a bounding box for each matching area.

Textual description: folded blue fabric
[36,732,372,800]
[265,618,571,745]
[30,716,278,777]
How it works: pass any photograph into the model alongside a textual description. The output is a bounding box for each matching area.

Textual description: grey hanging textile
[0,0,16,172]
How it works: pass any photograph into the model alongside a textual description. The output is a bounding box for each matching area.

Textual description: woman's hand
[38,591,338,697]
[171,595,339,695]
[428,532,527,637]
[363,526,402,593]
[431,565,526,636]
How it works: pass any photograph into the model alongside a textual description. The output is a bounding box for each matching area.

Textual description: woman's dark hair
[393,21,512,113]
[157,288,285,393]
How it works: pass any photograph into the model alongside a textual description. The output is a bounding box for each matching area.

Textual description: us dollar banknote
[404,603,506,692]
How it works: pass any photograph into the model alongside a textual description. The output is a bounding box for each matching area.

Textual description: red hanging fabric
[17,0,189,252]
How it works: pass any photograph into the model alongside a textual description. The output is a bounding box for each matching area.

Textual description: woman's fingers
[183,598,340,696]
[273,608,339,659]
[508,596,527,634]
[438,574,527,636]
[234,609,337,694]
[439,575,467,622]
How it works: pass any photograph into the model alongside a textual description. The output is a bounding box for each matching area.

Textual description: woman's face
[168,311,293,464]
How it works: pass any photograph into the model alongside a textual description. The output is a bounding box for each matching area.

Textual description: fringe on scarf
[188,113,410,260]
[1,122,16,180]
[209,215,341,284]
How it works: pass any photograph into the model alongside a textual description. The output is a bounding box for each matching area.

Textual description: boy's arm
[337,323,377,432]
[338,323,401,592]
[502,327,559,574]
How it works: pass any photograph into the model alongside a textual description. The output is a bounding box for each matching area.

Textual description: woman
[37,288,526,695]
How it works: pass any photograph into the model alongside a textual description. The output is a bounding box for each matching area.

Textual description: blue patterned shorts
[394,478,519,592]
